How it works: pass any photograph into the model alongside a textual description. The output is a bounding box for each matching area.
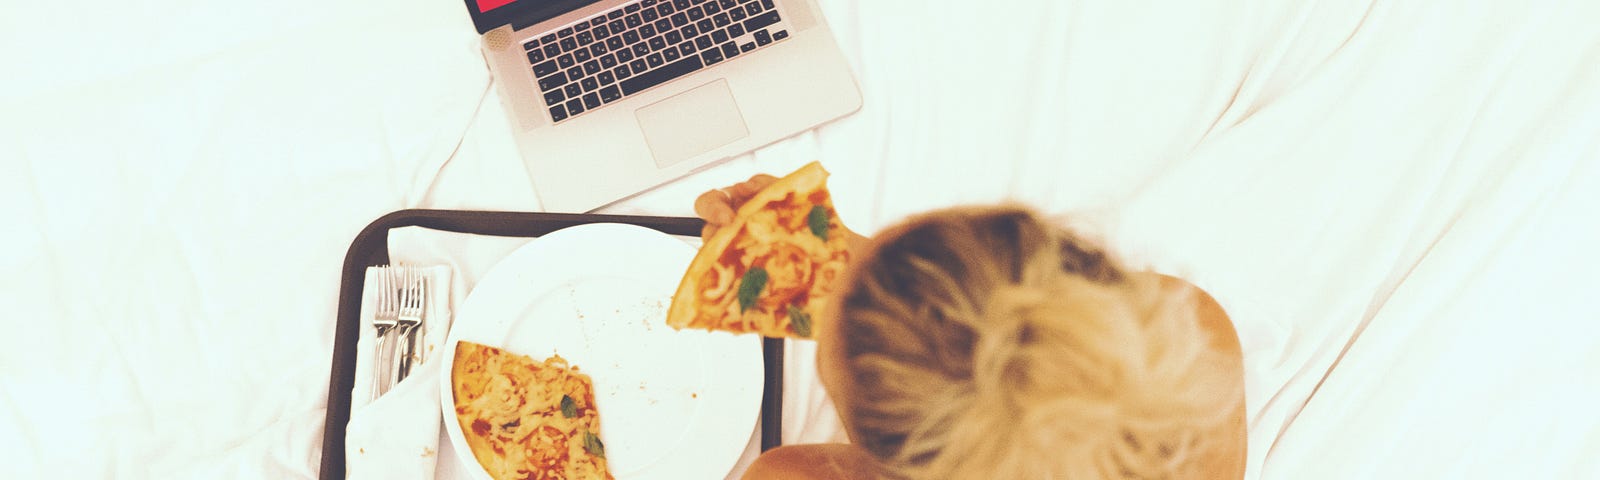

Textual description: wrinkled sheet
[5,0,1599,478]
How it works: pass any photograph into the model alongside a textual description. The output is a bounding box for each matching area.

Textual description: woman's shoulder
[742,444,877,480]
[1152,273,1240,353]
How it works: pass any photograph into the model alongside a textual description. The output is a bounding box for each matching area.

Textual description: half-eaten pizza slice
[667,161,852,338]
[451,341,614,480]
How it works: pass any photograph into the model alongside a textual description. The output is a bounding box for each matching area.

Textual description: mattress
[4,0,1598,478]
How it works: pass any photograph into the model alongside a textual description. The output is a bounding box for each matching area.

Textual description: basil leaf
[737,267,768,313]
[583,431,606,458]
[808,205,830,240]
[788,305,813,338]
[560,395,577,418]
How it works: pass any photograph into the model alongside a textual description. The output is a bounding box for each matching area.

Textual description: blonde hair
[832,205,1241,479]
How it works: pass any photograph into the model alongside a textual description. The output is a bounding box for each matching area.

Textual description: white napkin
[345,265,455,480]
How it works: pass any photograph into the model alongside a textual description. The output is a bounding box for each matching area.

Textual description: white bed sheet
[5,0,1599,478]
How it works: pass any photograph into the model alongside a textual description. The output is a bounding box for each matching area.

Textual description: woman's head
[817,205,1242,479]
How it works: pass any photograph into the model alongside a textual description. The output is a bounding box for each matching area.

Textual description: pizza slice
[451,341,614,480]
[667,161,852,338]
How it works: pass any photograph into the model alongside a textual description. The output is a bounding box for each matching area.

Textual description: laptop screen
[463,0,601,34]
[477,0,516,12]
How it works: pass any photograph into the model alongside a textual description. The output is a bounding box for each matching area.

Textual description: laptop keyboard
[522,0,792,123]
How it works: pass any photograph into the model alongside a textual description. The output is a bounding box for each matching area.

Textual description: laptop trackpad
[635,79,749,168]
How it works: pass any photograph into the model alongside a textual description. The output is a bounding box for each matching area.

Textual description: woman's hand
[693,173,778,238]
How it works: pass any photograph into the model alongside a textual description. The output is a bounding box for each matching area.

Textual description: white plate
[439,223,762,480]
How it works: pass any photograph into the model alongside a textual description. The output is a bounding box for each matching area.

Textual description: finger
[748,174,778,189]
[727,174,778,205]
[694,190,735,225]
[725,182,758,203]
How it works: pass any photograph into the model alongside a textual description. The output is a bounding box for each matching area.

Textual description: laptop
[463,0,862,212]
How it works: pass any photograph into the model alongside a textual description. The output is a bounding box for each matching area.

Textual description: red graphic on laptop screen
[478,0,516,12]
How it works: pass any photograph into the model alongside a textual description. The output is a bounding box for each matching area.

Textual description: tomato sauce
[718,246,745,272]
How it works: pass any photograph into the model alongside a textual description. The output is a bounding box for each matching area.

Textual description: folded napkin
[346,265,455,480]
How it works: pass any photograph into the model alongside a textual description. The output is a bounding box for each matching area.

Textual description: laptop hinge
[511,0,603,33]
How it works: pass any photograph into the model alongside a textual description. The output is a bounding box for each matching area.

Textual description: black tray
[319,209,785,479]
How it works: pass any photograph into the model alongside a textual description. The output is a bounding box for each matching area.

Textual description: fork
[393,269,426,383]
[370,266,400,399]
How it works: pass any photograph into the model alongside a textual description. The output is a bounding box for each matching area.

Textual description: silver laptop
[463,0,862,212]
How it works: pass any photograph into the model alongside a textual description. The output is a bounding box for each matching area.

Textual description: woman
[697,175,1248,479]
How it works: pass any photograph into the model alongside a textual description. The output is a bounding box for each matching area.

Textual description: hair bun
[981,283,1049,334]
